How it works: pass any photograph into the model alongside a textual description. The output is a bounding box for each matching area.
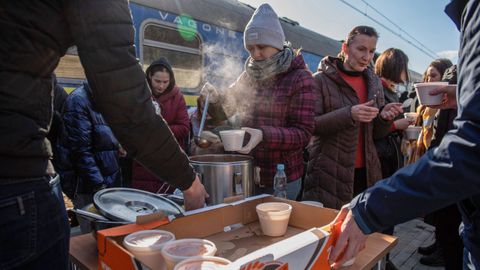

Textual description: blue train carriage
[54,0,344,105]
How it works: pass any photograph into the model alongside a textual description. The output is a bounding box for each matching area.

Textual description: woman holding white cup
[199,4,315,200]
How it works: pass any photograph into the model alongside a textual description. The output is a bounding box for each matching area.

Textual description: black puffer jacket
[0,0,195,190]
[56,83,122,197]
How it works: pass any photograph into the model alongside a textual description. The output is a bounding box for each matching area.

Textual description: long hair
[422,58,453,82]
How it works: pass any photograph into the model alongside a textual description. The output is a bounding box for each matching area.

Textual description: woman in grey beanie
[201,3,315,200]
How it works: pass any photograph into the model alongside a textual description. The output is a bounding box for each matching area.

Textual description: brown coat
[302,57,391,209]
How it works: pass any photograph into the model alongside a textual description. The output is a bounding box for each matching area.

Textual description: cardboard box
[96,195,343,270]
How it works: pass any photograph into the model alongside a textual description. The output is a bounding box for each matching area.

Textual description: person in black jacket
[0,1,208,269]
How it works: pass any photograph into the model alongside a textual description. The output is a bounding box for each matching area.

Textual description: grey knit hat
[244,3,285,50]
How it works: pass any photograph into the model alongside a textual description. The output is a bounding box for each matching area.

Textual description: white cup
[123,230,175,267]
[219,130,245,151]
[414,82,448,105]
[161,239,217,270]
[256,202,292,237]
[173,256,231,270]
[404,126,422,140]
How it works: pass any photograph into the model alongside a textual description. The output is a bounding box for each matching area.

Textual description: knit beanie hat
[244,3,285,50]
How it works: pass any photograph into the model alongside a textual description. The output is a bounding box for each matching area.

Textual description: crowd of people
[1,0,479,270]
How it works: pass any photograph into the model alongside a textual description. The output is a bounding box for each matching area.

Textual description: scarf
[245,46,294,82]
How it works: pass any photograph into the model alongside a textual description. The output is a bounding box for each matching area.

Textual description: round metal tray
[93,188,184,222]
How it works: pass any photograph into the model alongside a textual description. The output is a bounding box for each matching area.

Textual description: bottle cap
[277,164,285,171]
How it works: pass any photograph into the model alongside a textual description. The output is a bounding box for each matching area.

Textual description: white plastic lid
[174,256,231,270]
[123,230,175,253]
[162,239,217,259]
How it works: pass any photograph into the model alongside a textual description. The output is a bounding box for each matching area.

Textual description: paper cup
[123,230,175,267]
[161,239,217,270]
[174,256,231,270]
[219,130,245,151]
[256,202,292,237]
[404,126,422,140]
[414,82,448,105]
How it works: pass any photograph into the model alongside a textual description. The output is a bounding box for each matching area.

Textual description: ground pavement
[390,219,444,270]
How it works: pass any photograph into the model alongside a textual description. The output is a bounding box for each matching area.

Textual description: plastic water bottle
[273,164,287,199]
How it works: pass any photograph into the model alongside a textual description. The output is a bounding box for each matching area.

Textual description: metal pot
[71,189,185,238]
[190,154,253,205]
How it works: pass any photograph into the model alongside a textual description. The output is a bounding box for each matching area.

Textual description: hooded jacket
[56,83,122,197]
[146,58,190,149]
[302,56,391,209]
[0,0,195,190]
[132,59,190,193]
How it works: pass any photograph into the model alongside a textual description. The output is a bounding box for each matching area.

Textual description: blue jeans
[254,178,302,200]
[0,175,69,270]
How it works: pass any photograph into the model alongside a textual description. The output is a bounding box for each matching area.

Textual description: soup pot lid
[94,188,184,222]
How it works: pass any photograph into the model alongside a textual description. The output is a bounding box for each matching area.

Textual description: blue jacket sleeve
[351,1,480,234]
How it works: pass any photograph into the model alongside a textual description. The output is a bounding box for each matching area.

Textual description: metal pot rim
[189,154,253,164]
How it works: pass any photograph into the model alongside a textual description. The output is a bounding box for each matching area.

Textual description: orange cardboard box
[95,195,372,270]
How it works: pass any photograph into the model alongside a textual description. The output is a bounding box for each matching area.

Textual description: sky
[239,0,460,74]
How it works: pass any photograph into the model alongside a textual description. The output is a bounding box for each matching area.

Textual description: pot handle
[233,172,243,195]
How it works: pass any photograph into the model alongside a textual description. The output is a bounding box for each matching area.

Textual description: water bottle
[273,164,287,199]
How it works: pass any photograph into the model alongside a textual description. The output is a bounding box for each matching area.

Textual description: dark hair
[338,25,379,60]
[375,48,409,83]
[147,65,175,93]
[422,58,453,82]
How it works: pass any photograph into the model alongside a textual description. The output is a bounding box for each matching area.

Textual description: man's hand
[380,103,403,121]
[329,205,368,269]
[183,175,209,211]
[351,100,379,123]
[428,85,457,109]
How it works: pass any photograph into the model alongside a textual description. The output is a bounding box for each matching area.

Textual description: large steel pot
[190,154,253,205]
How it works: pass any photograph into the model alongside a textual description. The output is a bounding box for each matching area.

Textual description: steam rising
[202,43,258,127]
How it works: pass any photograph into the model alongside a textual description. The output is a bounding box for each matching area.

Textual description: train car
[54,0,420,102]
[54,0,342,105]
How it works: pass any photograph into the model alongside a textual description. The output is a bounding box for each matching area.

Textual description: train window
[142,23,202,90]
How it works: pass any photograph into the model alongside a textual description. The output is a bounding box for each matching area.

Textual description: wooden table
[69,232,396,270]
[69,234,97,270]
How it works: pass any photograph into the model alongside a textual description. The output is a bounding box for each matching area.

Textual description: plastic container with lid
[161,239,217,270]
[173,256,231,270]
[123,230,175,268]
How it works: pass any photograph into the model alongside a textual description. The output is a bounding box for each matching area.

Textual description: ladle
[194,93,212,148]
